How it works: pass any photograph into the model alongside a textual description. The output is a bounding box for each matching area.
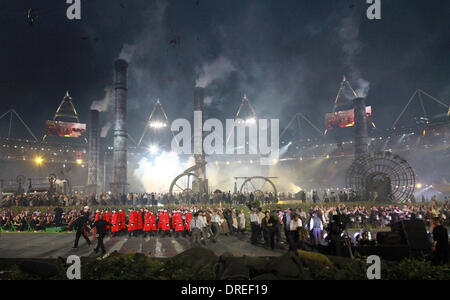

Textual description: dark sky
[0,0,448,142]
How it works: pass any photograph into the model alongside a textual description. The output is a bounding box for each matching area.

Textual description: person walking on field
[431,217,448,265]
[92,214,112,255]
[238,210,246,234]
[70,212,92,249]
[190,213,204,247]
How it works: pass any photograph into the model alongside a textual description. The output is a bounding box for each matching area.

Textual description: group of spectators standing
[2,190,446,208]
[1,198,448,264]
[247,202,449,260]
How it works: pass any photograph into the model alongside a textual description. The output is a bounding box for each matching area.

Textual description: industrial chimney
[87,109,100,195]
[97,137,106,194]
[193,87,208,195]
[111,59,128,194]
[353,97,369,159]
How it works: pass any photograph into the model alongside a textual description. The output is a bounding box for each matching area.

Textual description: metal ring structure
[239,176,278,197]
[169,172,199,196]
[346,151,415,203]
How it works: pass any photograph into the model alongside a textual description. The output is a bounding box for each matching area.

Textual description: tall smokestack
[97,137,106,194]
[87,109,100,194]
[111,59,128,194]
[193,87,208,195]
[354,97,369,159]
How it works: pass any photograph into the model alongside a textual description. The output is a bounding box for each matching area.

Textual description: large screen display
[325,106,372,130]
[45,120,86,138]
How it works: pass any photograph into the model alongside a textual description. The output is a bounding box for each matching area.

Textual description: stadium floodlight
[34,156,43,166]
[149,121,167,129]
[245,118,256,124]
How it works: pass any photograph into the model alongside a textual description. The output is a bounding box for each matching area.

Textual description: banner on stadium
[45,120,86,138]
[325,106,372,130]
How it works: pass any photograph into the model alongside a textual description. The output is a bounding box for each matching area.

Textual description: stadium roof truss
[0,109,38,141]
[392,89,449,129]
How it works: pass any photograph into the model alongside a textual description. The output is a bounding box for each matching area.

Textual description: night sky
[0,0,448,142]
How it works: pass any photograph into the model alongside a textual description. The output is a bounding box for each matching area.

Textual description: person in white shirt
[238,210,246,233]
[287,214,302,251]
[309,213,324,247]
[190,213,204,247]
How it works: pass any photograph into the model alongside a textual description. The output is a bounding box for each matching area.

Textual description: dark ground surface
[0,232,286,259]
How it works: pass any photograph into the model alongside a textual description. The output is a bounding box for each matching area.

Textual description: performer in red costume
[102,210,111,233]
[148,211,157,235]
[184,210,193,237]
[172,210,185,237]
[93,210,101,238]
[119,209,126,234]
[158,209,171,237]
[128,208,137,237]
[110,210,120,237]
[136,208,144,236]
[143,209,151,237]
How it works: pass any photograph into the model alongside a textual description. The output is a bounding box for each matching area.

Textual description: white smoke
[91,86,113,112]
[204,96,213,106]
[100,121,113,138]
[118,0,168,64]
[134,151,194,193]
[337,16,370,98]
[204,161,306,194]
[118,44,137,62]
[196,56,236,88]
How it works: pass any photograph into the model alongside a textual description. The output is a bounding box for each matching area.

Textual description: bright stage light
[416,183,422,189]
[245,118,256,124]
[149,145,159,155]
[34,156,43,166]
[149,121,167,129]
[76,159,83,165]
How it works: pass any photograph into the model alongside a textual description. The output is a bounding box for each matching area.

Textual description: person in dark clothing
[223,209,234,235]
[261,211,275,249]
[326,215,344,257]
[54,207,63,226]
[272,212,282,249]
[92,214,112,255]
[431,217,448,265]
[249,209,260,245]
[70,213,91,249]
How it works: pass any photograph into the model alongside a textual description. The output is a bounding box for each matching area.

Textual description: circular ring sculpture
[239,176,277,197]
[169,172,199,196]
[346,151,415,203]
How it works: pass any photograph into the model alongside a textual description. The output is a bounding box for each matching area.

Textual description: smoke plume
[133,151,193,193]
[196,56,236,88]
[90,86,113,112]
[118,44,137,62]
[337,15,370,98]
[100,121,113,138]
